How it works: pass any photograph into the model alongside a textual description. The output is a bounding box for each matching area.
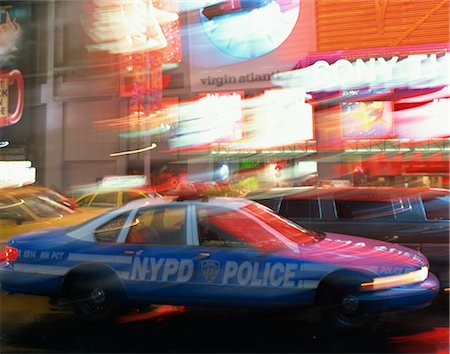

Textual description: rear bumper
[0,263,62,296]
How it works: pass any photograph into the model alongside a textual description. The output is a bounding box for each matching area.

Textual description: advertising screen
[341,101,394,138]
[394,98,450,139]
[186,0,317,92]
[169,92,243,149]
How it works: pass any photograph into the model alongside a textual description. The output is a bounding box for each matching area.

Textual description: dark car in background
[245,187,450,291]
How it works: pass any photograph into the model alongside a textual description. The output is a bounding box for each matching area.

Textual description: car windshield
[16,193,75,218]
[199,201,322,252]
[41,189,75,208]
[242,203,324,245]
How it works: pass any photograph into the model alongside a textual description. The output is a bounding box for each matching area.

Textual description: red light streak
[117,305,185,324]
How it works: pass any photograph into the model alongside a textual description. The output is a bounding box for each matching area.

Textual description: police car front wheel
[318,271,378,330]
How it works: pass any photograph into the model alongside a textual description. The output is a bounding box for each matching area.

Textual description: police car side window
[197,206,252,248]
[126,207,187,245]
[94,213,130,243]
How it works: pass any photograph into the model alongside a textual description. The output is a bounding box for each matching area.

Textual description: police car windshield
[242,203,322,245]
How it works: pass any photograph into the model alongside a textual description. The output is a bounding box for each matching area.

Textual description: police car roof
[120,195,253,211]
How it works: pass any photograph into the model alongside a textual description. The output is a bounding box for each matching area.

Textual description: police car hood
[298,232,428,276]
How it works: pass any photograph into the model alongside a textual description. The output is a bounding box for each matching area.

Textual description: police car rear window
[94,213,130,243]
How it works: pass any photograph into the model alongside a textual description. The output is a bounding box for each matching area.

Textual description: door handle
[198,252,210,259]
[384,235,398,242]
[123,250,143,256]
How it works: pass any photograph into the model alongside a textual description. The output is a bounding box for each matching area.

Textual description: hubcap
[342,295,359,312]
[91,288,106,304]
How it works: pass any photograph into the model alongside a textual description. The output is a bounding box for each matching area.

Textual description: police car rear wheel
[67,274,126,321]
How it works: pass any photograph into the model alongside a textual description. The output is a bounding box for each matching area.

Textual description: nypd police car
[0,196,439,329]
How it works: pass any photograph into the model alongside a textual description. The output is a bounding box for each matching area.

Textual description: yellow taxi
[0,186,103,241]
[74,187,161,214]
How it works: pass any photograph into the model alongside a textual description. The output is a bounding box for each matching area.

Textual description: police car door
[191,204,305,307]
[120,204,198,304]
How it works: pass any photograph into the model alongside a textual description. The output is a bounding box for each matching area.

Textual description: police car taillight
[2,246,19,263]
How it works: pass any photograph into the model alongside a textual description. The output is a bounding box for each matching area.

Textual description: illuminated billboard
[242,88,313,148]
[342,101,394,139]
[394,98,450,139]
[169,92,243,149]
[187,0,316,92]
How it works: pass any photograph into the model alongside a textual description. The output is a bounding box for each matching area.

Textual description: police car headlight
[360,266,428,290]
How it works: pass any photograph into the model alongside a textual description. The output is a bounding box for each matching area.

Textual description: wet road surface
[1,291,448,353]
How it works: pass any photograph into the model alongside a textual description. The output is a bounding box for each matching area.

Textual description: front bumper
[358,272,440,313]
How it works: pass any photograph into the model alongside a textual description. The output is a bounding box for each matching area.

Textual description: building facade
[0,0,448,191]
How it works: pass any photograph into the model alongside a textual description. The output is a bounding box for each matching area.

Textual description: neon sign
[272,53,449,92]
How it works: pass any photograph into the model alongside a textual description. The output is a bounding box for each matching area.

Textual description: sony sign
[272,53,449,92]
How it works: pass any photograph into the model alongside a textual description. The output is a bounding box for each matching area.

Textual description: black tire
[318,271,379,330]
[66,272,127,321]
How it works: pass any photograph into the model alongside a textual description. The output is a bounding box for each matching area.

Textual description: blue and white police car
[0,196,439,329]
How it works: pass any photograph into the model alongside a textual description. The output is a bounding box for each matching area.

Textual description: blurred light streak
[394,98,450,139]
[389,327,450,354]
[0,160,36,188]
[94,106,178,131]
[273,51,449,92]
[167,88,313,151]
[83,0,178,54]
[117,305,185,324]
[240,89,313,149]
[178,1,223,12]
[169,93,243,149]
[396,86,450,103]
[360,266,428,290]
[110,143,157,157]
[119,125,171,138]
